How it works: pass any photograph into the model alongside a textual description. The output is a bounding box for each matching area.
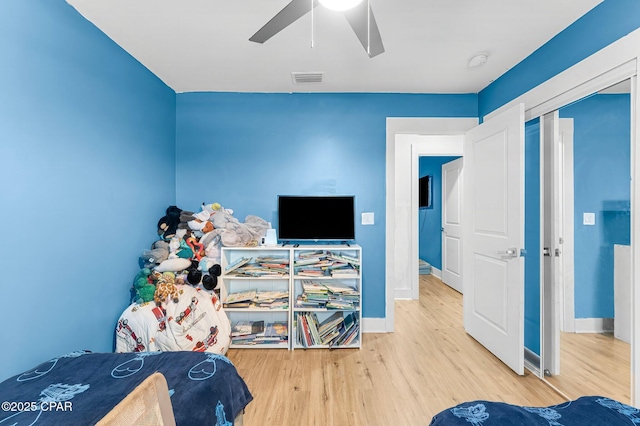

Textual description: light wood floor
[544,330,630,404]
[226,275,567,425]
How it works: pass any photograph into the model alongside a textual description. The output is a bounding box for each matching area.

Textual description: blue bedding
[430,396,640,425]
[0,350,252,425]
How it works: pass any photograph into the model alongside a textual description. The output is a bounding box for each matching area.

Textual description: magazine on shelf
[263,321,288,338]
[326,252,360,266]
[223,289,257,305]
[224,256,252,274]
[322,281,358,294]
[231,320,265,336]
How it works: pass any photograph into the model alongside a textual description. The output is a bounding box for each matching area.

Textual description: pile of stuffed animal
[132,202,269,305]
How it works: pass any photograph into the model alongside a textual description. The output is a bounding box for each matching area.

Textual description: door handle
[543,247,551,256]
[498,248,518,258]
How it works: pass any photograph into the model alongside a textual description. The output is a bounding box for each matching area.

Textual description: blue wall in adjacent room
[0,1,176,380]
[560,94,631,319]
[418,156,460,271]
[524,119,541,355]
[479,0,640,117]
[175,93,478,318]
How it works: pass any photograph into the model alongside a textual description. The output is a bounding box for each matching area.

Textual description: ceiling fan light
[318,0,364,12]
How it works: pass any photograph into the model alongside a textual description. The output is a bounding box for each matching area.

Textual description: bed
[0,350,252,425]
[429,396,640,425]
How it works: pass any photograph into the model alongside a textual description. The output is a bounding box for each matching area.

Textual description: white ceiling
[66,0,603,94]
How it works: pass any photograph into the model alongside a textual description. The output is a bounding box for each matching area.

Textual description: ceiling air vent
[291,72,324,84]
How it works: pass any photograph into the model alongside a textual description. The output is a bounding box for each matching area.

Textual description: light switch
[583,212,595,225]
[361,212,374,225]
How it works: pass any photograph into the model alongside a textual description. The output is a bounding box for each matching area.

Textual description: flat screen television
[419,175,432,209]
[277,195,355,242]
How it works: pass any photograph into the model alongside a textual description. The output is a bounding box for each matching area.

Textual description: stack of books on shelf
[295,280,360,310]
[224,256,290,277]
[293,250,360,277]
[297,311,359,348]
[223,289,289,309]
[231,320,288,345]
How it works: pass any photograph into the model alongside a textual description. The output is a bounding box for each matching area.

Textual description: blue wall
[1,0,638,383]
[479,0,640,117]
[524,119,541,355]
[418,156,460,270]
[175,93,477,318]
[560,94,631,319]
[0,1,176,380]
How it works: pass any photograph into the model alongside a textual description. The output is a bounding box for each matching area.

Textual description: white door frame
[385,118,477,327]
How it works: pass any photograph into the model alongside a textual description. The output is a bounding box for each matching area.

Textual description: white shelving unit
[220,246,292,349]
[219,245,362,350]
[292,245,361,350]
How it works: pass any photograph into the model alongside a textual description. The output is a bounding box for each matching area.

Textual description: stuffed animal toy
[155,257,192,272]
[141,240,170,269]
[202,264,222,291]
[166,230,192,259]
[157,206,183,240]
[178,210,196,230]
[202,202,233,216]
[186,236,205,261]
[175,239,194,259]
[214,213,269,247]
[133,268,156,304]
[154,271,181,305]
[187,210,214,234]
[198,256,217,272]
[184,259,202,286]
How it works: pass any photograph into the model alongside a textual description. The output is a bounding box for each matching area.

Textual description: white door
[441,158,463,293]
[463,103,525,375]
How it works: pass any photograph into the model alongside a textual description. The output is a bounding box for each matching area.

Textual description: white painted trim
[386,118,477,332]
[431,266,442,279]
[560,118,575,333]
[409,135,464,300]
[361,317,387,333]
[632,72,640,405]
[574,318,615,334]
[485,32,640,122]
[394,289,413,300]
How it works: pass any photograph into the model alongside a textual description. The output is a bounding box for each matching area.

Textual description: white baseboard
[574,318,614,333]
[394,288,413,300]
[362,317,387,333]
[431,267,442,279]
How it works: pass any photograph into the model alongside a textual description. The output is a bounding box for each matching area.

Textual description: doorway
[418,156,462,293]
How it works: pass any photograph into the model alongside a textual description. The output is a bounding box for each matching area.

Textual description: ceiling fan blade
[250,0,319,44]
[344,1,385,58]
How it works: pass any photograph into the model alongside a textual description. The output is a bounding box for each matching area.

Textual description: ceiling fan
[249,0,384,58]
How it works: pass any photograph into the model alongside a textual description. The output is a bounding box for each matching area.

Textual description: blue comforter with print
[0,350,252,425]
[430,396,639,425]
